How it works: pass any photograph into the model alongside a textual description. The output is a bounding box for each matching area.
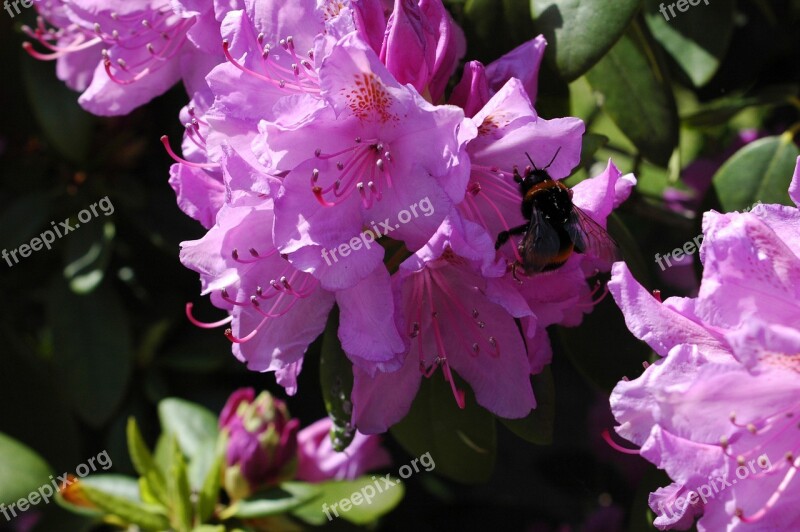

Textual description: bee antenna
[524,152,538,170]
[543,147,561,170]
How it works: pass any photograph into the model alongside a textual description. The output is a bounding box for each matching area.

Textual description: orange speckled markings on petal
[344,73,397,123]
[321,1,346,20]
[477,114,512,137]
[760,353,800,374]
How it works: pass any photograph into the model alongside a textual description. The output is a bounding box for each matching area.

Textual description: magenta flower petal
[336,266,405,374]
[789,156,800,207]
[608,263,728,359]
[352,350,423,434]
[296,418,391,482]
[485,35,547,105]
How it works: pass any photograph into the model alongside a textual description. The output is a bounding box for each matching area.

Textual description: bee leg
[495,224,528,250]
[511,262,525,284]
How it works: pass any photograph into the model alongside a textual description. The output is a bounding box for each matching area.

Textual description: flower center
[310,138,394,208]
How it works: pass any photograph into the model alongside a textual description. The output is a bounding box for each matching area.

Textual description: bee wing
[567,207,622,264]
[520,208,564,272]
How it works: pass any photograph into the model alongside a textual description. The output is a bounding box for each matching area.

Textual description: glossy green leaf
[224,482,320,519]
[291,477,404,526]
[585,28,679,166]
[21,56,94,163]
[578,133,609,170]
[49,279,133,427]
[167,438,192,532]
[0,192,52,255]
[126,418,168,505]
[557,295,653,393]
[462,0,536,63]
[712,135,800,212]
[608,213,652,287]
[319,307,356,452]
[682,85,798,127]
[391,374,496,484]
[80,481,170,530]
[63,221,115,294]
[158,398,219,460]
[0,433,52,506]
[56,475,141,517]
[498,367,555,445]
[531,0,641,81]
[197,451,223,524]
[643,0,734,86]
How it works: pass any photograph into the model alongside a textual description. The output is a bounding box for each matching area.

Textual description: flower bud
[219,388,300,500]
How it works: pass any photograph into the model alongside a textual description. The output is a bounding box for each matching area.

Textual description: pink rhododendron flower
[219,388,391,496]
[220,388,300,499]
[174,0,635,437]
[26,0,212,115]
[296,418,391,482]
[450,35,547,117]
[379,0,466,102]
[608,157,800,530]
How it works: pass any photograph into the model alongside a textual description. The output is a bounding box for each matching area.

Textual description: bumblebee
[495,151,621,274]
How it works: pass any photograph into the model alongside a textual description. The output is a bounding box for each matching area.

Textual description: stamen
[601,429,641,454]
[185,303,232,329]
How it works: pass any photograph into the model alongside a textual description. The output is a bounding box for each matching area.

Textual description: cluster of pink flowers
[29,0,635,434]
[609,158,800,530]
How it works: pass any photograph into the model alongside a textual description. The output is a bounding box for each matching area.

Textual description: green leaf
[643,0,734,87]
[498,367,555,445]
[712,135,800,212]
[158,398,219,460]
[557,295,653,393]
[224,482,320,519]
[291,477,404,526]
[608,213,652,287]
[585,27,679,166]
[578,133,609,170]
[461,0,536,63]
[531,0,641,81]
[0,433,52,506]
[126,418,168,506]
[63,221,115,294]
[197,451,223,524]
[390,374,496,484]
[167,438,193,532]
[21,55,94,163]
[0,192,52,253]
[682,85,798,128]
[79,481,171,530]
[49,279,133,427]
[319,307,356,452]
[57,475,140,517]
